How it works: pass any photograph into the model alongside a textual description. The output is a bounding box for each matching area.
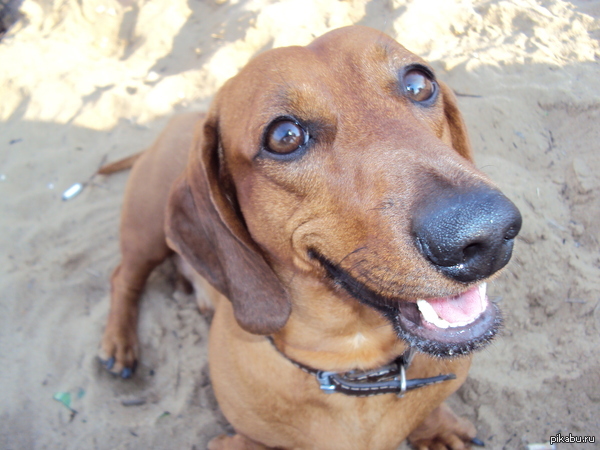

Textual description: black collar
[268,338,456,398]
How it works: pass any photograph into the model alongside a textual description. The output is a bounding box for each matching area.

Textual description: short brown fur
[100,26,503,449]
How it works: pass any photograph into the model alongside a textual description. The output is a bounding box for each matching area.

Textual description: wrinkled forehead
[217,27,429,133]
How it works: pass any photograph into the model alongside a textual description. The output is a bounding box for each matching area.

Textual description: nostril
[504,223,520,241]
[462,242,484,261]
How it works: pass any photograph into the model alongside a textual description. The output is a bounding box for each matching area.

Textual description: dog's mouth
[394,283,501,357]
[310,251,501,358]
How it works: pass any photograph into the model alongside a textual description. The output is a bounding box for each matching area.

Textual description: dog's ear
[166,109,291,335]
[439,81,474,162]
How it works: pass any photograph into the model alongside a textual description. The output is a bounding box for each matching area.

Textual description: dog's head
[166,26,521,358]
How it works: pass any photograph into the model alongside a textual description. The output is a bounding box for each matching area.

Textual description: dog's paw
[408,403,481,450]
[99,324,138,379]
[208,434,268,450]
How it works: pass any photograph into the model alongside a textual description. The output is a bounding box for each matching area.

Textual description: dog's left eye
[402,68,437,103]
[265,120,308,155]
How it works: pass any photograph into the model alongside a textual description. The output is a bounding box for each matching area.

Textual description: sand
[1,0,599,448]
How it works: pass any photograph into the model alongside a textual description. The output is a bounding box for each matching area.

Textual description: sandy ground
[1,1,599,449]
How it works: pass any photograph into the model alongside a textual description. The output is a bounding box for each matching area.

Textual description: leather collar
[268,338,456,398]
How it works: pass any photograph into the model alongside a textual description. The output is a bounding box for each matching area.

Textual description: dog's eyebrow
[270,83,337,123]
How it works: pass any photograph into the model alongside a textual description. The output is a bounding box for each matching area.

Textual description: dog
[99,26,522,449]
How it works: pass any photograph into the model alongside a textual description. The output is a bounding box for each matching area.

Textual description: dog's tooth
[478,283,487,313]
[417,299,450,329]
[479,283,487,299]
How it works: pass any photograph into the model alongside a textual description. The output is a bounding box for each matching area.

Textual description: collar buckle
[316,371,338,393]
[397,363,407,398]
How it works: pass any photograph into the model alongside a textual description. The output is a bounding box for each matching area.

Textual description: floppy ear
[439,81,474,162]
[165,109,291,335]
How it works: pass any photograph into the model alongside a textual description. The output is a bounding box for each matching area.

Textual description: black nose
[412,187,522,283]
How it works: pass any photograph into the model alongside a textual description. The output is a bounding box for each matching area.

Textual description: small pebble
[121,398,146,407]
[527,444,556,450]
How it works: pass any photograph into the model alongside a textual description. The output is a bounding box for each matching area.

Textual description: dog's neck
[273,272,405,373]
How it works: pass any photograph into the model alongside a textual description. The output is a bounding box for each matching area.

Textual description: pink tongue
[427,285,486,324]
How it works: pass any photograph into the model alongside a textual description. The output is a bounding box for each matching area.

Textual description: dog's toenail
[471,437,485,447]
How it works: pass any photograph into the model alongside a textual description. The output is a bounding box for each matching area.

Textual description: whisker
[339,246,368,266]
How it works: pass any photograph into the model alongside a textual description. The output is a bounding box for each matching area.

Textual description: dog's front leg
[99,258,156,378]
[208,433,271,450]
[408,403,479,450]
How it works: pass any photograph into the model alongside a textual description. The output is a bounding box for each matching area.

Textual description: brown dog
[99,26,521,449]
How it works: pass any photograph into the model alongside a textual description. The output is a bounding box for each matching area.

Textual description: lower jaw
[391,301,503,358]
[308,250,502,358]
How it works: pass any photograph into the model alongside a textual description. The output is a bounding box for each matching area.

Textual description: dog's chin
[310,251,501,359]
[392,286,502,358]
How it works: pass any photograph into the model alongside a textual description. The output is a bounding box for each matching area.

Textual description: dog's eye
[265,120,307,155]
[403,69,436,103]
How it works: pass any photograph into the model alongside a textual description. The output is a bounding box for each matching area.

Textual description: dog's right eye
[402,66,438,105]
[265,120,308,155]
